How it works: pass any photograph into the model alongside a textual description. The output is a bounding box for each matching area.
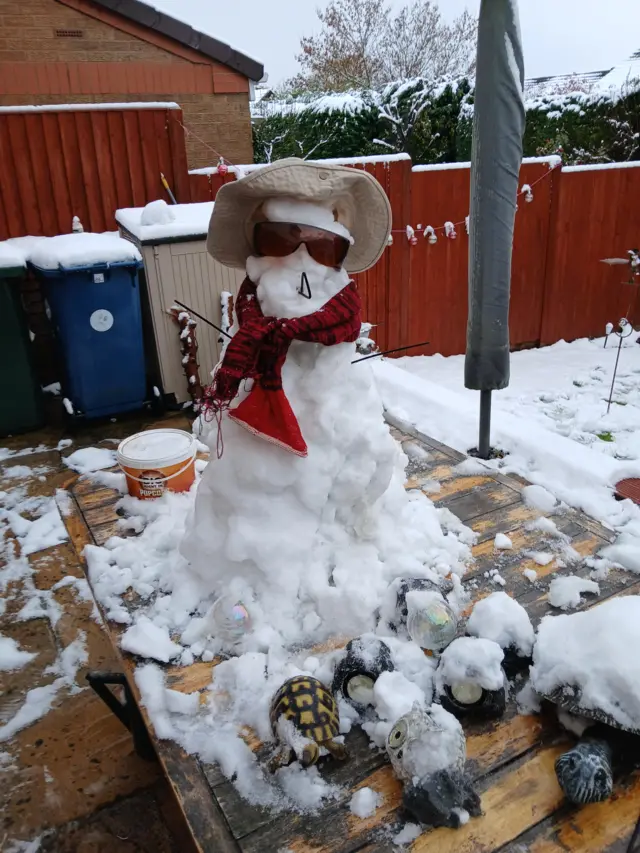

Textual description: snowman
[179,159,469,647]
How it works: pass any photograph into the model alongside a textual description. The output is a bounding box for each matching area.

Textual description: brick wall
[0,0,255,167]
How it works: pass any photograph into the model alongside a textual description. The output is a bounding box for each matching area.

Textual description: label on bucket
[139,470,166,499]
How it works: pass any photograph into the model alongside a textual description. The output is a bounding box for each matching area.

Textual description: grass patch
[597,431,614,442]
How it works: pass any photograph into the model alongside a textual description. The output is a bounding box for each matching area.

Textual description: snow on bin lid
[5,232,142,270]
[0,241,27,271]
[116,200,215,244]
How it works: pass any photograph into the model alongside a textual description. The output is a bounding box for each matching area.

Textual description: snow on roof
[0,102,179,114]
[116,201,215,243]
[6,232,142,270]
[595,56,640,96]
[0,242,27,270]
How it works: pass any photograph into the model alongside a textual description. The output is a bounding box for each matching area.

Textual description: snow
[119,430,194,463]
[0,634,36,671]
[393,823,422,846]
[494,533,513,550]
[120,616,183,663]
[379,339,640,570]
[530,596,640,730]
[0,242,26,270]
[350,787,382,818]
[42,382,61,396]
[116,202,214,242]
[373,671,426,722]
[466,592,534,657]
[140,199,176,226]
[564,160,640,173]
[522,485,557,513]
[548,575,600,610]
[0,102,179,114]
[8,232,141,270]
[523,569,538,583]
[1,497,68,556]
[436,637,505,693]
[262,198,353,242]
[63,447,117,474]
[526,551,555,566]
[412,155,561,173]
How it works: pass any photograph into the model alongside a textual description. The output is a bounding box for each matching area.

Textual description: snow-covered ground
[396,337,640,464]
[375,337,640,577]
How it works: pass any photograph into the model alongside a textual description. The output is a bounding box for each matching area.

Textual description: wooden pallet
[60,420,640,853]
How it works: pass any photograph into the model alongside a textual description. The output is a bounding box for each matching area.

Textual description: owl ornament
[386,703,481,829]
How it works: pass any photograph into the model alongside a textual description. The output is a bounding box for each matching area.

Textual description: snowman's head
[246,197,355,319]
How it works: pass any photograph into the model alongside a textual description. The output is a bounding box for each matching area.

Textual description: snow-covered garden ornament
[444,221,457,240]
[217,158,229,176]
[332,636,394,714]
[269,675,347,770]
[386,703,481,828]
[210,594,252,645]
[435,637,507,721]
[530,596,640,806]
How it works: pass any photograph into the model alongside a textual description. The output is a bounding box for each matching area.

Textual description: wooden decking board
[60,421,640,853]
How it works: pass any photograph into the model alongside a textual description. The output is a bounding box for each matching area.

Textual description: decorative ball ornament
[211,595,252,644]
[444,221,457,240]
[332,637,395,714]
[217,158,229,176]
[424,226,437,244]
[406,225,418,246]
[407,596,458,653]
[521,183,534,203]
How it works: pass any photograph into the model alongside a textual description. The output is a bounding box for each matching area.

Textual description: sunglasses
[253,221,351,269]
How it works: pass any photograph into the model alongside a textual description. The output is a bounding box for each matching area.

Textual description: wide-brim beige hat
[207,158,392,274]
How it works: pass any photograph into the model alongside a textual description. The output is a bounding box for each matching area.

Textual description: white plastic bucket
[117,429,197,500]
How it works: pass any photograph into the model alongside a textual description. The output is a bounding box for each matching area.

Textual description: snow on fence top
[0,102,180,114]
[116,200,215,243]
[4,232,141,270]
[0,242,26,270]
[564,160,640,173]
[189,152,411,177]
[412,155,562,173]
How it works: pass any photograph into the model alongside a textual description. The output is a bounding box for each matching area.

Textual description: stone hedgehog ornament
[386,703,481,829]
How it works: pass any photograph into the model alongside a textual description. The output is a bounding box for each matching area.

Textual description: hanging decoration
[397,159,561,249]
[217,158,230,177]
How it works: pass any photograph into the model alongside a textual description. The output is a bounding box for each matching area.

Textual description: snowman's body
[180,201,470,644]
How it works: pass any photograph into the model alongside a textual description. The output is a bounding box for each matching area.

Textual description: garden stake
[607,319,634,414]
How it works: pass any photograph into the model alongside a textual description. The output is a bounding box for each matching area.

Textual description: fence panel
[409,158,559,357]
[540,163,640,344]
[0,105,187,239]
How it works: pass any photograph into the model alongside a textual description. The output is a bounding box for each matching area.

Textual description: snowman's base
[58,414,634,852]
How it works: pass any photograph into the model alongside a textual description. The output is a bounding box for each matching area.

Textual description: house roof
[91,0,264,81]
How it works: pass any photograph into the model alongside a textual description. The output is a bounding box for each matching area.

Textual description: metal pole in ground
[465,0,526,458]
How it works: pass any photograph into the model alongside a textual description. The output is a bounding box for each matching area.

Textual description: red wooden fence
[0,104,189,239]
[1,101,638,352]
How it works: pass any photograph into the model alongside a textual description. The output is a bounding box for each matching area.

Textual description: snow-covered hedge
[253,75,640,167]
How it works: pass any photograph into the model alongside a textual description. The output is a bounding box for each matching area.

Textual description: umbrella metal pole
[478,390,492,459]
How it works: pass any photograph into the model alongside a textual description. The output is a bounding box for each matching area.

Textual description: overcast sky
[150,0,639,86]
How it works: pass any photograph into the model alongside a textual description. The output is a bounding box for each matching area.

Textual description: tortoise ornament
[269,675,348,771]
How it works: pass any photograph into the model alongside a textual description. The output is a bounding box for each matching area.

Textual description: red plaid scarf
[202,276,362,456]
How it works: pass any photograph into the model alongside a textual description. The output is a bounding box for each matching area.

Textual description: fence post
[538,162,564,346]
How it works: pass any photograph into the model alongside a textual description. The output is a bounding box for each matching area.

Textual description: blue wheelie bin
[32,259,147,419]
